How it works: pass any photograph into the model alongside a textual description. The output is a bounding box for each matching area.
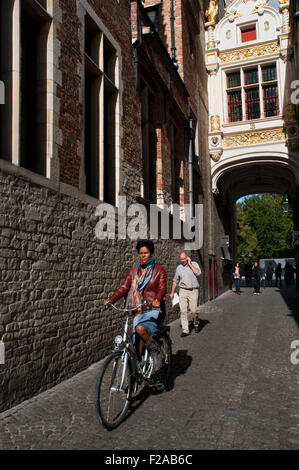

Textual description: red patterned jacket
[109,264,167,310]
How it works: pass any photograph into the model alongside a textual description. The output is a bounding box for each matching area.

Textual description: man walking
[252,261,262,295]
[266,262,274,287]
[170,252,201,337]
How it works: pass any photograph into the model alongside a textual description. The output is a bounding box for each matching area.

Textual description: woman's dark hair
[136,239,155,255]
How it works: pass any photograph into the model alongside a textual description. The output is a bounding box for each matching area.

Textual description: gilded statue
[205,0,218,23]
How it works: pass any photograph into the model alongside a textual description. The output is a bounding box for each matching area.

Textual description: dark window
[262,65,276,82]
[84,15,101,199]
[141,86,157,203]
[20,8,38,172]
[227,71,241,88]
[84,72,101,199]
[104,36,116,84]
[227,90,242,122]
[104,86,117,205]
[245,87,260,119]
[263,84,279,117]
[244,68,258,85]
[147,10,158,30]
[36,0,47,8]
[85,15,100,65]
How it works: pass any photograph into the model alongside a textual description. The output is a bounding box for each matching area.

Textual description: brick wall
[0,167,189,412]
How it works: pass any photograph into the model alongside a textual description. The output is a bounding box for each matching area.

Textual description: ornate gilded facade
[205,0,299,194]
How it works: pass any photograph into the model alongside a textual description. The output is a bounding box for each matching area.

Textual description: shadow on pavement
[124,349,193,424]
[278,286,299,328]
[167,349,192,392]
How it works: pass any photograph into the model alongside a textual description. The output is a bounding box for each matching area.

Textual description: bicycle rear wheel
[152,333,172,390]
[95,351,132,430]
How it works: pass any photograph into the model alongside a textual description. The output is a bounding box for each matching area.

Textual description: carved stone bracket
[210,151,222,162]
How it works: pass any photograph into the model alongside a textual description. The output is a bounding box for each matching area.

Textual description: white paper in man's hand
[171,293,179,307]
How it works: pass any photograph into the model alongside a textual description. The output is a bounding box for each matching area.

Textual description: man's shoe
[194,326,200,333]
[180,332,190,338]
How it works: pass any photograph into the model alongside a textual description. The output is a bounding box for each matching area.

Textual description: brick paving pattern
[0,284,298,450]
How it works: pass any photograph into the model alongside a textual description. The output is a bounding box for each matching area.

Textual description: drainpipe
[188,118,194,222]
[170,0,178,69]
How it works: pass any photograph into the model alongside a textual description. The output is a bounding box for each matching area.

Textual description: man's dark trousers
[253,278,260,293]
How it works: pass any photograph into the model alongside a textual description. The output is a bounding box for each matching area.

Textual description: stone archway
[212,159,298,271]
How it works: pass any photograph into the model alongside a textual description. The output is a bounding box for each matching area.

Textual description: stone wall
[0,166,188,412]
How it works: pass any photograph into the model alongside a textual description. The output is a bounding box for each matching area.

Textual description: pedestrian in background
[233,262,241,295]
[275,263,282,287]
[252,261,262,295]
[266,262,274,287]
[170,252,201,337]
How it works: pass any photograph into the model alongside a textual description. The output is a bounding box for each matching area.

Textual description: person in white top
[170,252,201,337]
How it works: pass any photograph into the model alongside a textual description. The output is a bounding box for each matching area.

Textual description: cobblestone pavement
[1,284,299,450]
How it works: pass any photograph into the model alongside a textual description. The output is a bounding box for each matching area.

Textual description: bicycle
[95,300,172,430]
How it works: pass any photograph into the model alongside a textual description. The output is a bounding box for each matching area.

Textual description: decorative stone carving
[219,41,279,64]
[205,0,218,23]
[264,21,270,31]
[210,152,222,162]
[206,23,216,50]
[251,0,269,15]
[210,115,221,131]
[225,6,243,21]
[223,128,285,148]
[210,136,220,147]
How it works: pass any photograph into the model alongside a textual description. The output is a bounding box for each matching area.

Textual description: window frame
[83,11,120,205]
[225,62,280,123]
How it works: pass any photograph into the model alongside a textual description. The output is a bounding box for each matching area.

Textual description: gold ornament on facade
[210,115,221,131]
[278,0,289,5]
[225,10,243,20]
[251,0,269,14]
[219,41,279,64]
[223,128,285,148]
[205,0,218,23]
[210,153,222,162]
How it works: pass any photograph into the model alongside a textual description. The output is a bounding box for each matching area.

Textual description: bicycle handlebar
[106,300,153,312]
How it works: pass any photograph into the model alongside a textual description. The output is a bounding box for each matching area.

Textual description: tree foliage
[236,194,294,264]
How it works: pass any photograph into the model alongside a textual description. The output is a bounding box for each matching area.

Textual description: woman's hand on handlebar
[152,299,160,308]
[103,300,110,307]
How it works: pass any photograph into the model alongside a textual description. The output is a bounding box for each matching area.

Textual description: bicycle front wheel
[95,351,133,430]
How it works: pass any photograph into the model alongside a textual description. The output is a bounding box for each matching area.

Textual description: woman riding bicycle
[104,240,167,370]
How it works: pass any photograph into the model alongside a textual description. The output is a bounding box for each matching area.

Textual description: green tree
[237,194,294,263]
